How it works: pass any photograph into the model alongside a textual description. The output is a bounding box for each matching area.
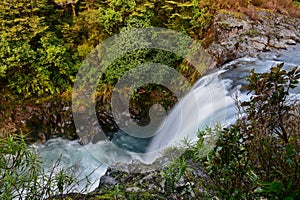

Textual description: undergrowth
[164,63,300,199]
[0,134,95,199]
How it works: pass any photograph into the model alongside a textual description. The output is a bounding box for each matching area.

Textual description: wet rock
[99,174,117,186]
[96,109,119,134]
[78,135,91,145]
[175,176,186,189]
[268,37,284,49]
[284,39,297,45]
[0,97,77,142]
[252,41,267,51]
[92,156,212,199]
[126,187,144,193]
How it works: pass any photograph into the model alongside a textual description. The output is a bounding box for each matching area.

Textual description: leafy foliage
[239,64,300,199]
[0,134,91,199]
[0,0,80,97]
[0,0,215,99]
[194,64,300,199]
[2,0,299,100]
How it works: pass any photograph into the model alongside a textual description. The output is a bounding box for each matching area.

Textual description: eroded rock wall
[206,9,300,65]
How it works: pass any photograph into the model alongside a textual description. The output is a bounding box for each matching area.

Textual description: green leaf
[270,181,283,193]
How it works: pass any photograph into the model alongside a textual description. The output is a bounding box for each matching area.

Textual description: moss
[294,1,300,7]
[91,194,115,199]
[218,9,246,19]
[126,191,154,199]
[245,29,261,37]
[255,7,274,13]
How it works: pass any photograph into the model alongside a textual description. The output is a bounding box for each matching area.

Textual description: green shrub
[196,64,300,199]
[0,134,88,199]
[0,0,80,98]
[241,64,300,199]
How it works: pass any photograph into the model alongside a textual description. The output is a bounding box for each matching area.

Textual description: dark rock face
[0,97,76,142]
[206,10,300,66]
[74,107,119,145]
[0,93,119,143]
[97,109,119,135]
[98,169,117,187]
[95,167,162,194]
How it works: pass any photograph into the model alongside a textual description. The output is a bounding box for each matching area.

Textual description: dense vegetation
[197,64,300,199]
[1,0,300,101]
[1,0,300,199]
[0,134,94,199]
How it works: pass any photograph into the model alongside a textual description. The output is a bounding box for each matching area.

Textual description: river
[32,44,300,193]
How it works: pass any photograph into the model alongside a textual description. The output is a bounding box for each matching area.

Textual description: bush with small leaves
[0,134,90,199]
[190,64,300,199]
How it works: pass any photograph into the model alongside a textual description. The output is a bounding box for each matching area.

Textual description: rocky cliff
[206,9,300,65]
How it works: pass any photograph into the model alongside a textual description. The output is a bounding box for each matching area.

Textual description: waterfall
[33,44,300,193]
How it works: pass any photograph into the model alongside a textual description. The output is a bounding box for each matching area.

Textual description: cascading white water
[31,138,108,192]
[33,44,300,193]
